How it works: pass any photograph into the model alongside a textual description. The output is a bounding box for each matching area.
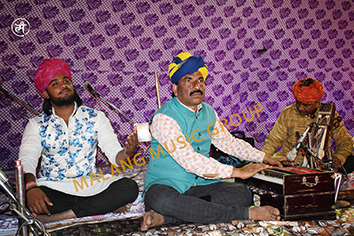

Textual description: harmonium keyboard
[245,166,339,221]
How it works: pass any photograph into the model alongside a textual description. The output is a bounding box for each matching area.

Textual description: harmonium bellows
[245,166,338,221]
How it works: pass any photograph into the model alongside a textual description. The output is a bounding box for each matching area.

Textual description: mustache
[59,88,71,94]
[190,90,203,96]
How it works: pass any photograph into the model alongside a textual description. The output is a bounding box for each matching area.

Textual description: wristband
[25,182,37,191]
[26,186,39,193]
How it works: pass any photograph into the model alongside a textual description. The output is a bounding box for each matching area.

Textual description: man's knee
[238,183,252,197]
[217,182,252,204]
[116,178,139,202]
[144,184,179,211]
[234,182,252,201]
[221,182,251,194]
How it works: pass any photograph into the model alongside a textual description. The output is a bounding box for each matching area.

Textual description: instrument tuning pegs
[332,116,342,128]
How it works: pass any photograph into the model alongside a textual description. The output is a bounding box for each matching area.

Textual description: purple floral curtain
[0,0,353,169]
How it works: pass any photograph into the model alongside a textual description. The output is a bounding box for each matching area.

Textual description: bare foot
[114,203,131,213]
[140,210,164,231]
[249,205,281,221]
[36,210,76,223]
[36,214,53,223]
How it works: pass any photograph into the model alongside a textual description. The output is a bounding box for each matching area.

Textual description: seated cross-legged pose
[20,58,139,223]
[141,52,286,231]
[262,78,354,173]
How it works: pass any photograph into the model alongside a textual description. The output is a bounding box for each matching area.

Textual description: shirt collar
[51,102,78,118]
[176,98,203,113]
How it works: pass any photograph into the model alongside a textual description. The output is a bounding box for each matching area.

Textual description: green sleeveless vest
[144,97,221,194]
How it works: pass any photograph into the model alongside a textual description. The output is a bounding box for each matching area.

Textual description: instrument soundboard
[245,166,337,221]
[252,166,321,185]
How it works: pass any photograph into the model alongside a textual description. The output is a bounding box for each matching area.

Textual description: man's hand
[26,187,53,216]
[231,163,272,179]
[115,126,138,163]
[263,155,287,167]
[125,126,138,154]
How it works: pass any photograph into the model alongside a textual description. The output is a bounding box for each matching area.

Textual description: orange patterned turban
[292,78,324,104]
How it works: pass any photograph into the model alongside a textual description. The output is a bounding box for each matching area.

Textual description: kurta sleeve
[261,111,288,157]
[96,111,123,166]
[211,113,265,162]
[330,113,354,164]
[19,119,43,176]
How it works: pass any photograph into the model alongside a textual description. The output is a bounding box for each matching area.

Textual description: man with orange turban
[262,78,354,173]
[19,58,139,223]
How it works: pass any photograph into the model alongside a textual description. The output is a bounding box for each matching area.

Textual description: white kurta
[19,103,124,196]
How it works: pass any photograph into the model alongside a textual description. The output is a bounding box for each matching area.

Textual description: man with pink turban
[262,78,354,173]
[19,58,139,222]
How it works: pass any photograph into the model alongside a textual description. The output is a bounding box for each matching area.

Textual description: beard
[43,87,82,116]
[49,90,76,107]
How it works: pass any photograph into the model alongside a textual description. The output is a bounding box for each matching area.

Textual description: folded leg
[144,183,251,225]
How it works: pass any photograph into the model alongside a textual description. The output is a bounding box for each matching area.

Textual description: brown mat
[48,217,144,236]
[48,207,354,236]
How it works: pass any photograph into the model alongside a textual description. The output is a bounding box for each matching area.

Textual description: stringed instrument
[301,103,342,170]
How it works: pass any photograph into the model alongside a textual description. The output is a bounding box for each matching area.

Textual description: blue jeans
[144,181,252,224]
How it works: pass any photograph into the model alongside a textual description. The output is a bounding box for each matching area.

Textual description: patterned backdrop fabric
[0,0,353,170]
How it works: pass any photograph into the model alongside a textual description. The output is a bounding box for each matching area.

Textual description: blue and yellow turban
[168,52,208,84]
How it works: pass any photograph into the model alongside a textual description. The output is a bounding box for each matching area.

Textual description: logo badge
[11,18,30,37]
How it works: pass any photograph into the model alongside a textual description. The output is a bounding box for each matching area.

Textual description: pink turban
[33,58,72,93]
[292,78,324,104]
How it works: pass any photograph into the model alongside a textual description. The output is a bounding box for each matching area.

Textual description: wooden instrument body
[245,166,337,220]
[313,103,335,159]
[302,103,337,169]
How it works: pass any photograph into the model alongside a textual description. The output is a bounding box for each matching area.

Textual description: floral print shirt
[19,103,123,196]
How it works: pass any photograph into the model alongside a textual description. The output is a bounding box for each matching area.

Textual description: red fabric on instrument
[274,166,321,174]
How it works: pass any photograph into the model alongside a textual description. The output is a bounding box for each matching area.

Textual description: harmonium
[245,166,341,221]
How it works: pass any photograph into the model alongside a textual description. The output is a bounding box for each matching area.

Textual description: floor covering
[1,165,354,235]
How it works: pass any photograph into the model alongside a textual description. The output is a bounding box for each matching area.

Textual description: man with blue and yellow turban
[141,52,286,230]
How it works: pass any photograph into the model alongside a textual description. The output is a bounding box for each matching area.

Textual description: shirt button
[199,133,201,136]
[197,147,200,150]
